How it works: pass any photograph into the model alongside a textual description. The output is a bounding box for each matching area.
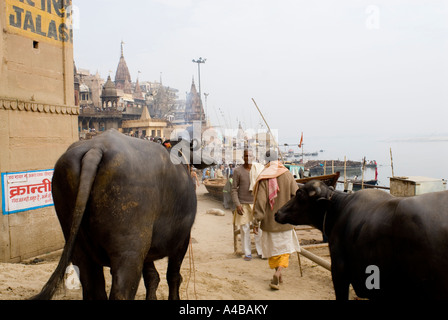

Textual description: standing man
[231,148,262,261]
[253,150,300,290]
[190,167,200,190]
[222,173,235,210]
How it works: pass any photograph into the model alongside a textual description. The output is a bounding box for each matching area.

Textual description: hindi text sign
[1,169,54,215]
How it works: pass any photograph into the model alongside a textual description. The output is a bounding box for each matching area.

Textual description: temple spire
[115,41,132,93]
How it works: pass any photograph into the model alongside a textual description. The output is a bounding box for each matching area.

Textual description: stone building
[78,75,122,136]
[121,106,171,140]
[184,78,205,124]
[101,75,120,109]
[0,0,78,262]
[77,42,207,139]
[78,44,146,136]
[115,41,133,94]
[78,68,103,109]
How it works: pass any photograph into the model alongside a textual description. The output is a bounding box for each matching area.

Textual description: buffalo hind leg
[72,248,107,300]
[167,236,190,300]
[332,270,350,300]
[109,257,144,300]
[78,262,107,300]
[143,260,160,300]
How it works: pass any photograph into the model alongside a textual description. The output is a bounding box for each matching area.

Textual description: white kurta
[260,229,301,259]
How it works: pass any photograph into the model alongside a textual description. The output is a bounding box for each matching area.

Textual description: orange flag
[299,132,303,148]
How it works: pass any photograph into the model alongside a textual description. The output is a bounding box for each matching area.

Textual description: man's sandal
[269,274,280,290]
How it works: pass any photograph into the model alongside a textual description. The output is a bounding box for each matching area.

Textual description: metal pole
[197,63,201,99]
[192,58,206,123]
[198,63,202,123]
[390,147,395,177]
[204,93,209,125]
[361,156,366,189]
[301,143,304,165]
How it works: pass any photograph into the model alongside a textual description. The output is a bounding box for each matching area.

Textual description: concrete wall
[0,0,78,262]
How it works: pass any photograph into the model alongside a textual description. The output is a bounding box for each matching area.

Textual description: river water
[282,135,448,189]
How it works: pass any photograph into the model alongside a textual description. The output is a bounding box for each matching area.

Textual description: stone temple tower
[114,41,132,94]
[184,78,205,123]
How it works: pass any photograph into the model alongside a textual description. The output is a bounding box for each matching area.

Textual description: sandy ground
[0,184,356,300]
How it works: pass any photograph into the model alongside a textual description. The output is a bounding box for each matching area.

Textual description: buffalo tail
[30,148,103,300]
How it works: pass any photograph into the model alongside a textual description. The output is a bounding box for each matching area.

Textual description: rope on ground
[184,237,198,300]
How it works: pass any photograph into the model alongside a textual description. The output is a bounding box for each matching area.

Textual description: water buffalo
[275,180,448,300]
[32,129,213,300]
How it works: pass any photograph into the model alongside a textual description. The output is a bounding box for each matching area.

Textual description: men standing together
[231,148,300,290]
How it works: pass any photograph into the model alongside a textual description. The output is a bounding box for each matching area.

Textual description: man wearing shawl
[253,150,300,290]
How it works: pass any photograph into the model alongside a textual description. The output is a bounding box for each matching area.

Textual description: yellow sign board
[5,0,73,47]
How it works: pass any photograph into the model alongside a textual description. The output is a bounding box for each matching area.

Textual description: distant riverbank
[283,134,448,188]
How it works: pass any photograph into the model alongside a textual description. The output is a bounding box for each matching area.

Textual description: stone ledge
[0,98,79,115]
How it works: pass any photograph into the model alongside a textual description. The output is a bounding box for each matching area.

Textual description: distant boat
[365,160,378,168]
[203,178,227,201]
[288,149,294,157]
[293,151,318,157]
[350,179,378,191]
[349,165,379,191]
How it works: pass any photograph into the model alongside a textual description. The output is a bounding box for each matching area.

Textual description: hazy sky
[73,0,448,145]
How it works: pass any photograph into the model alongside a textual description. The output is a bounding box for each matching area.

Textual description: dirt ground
[0,184,357,300]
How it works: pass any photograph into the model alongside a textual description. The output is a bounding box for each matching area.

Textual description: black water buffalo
[32,129,213,300]
[276,180,448,300]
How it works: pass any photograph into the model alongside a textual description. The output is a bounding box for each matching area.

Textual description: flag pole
[390,147,395,177]
[361,156,366,189]
[301,143,304,165]
[299,132,304,165]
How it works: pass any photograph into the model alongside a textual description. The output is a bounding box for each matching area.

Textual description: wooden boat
[305,160,361,176]
[203,178,228,200]
[351,179,378,191]
[296,171,340,188]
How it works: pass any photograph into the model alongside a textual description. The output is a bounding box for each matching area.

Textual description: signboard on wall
[1,169,54,215]
[5,0,74,47]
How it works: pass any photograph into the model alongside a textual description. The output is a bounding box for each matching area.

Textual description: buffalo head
[275,180,334,231]
[163,137,216,169]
